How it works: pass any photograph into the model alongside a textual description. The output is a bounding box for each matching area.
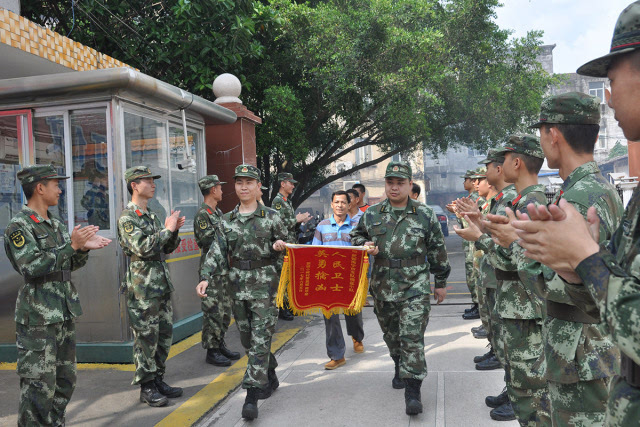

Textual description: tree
[248,0,556,207]
[21,0,280,96]
[607,141,628,160]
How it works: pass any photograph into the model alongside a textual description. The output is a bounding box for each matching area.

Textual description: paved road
[0,234,514,426]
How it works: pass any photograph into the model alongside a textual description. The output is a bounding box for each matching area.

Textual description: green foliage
[608,141,628,159]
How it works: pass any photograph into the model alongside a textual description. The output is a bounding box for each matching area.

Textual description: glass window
[124,112,170,223]
[33,115,68,223]
[71,109,110,229]
[169,126,200,229]
[0,115,23,235]
[589,82,605,103]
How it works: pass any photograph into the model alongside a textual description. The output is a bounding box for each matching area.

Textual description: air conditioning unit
[336,161,353,173]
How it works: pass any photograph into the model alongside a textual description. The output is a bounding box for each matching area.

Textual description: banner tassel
[276,251,290,309]
[346,253,369,315]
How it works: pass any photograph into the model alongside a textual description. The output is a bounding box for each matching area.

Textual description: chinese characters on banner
[277,244,369,317]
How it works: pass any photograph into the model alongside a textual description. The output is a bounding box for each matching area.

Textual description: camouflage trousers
[476,284,490,331]
[374,294,431,380]
[464,259,478,304]
[233,297,278,389]
[485,288,505,366]
[201,279,232,349]
[16,319,76,427]
[548,378,609,426]
[605,375,640,426]
[502,318,550,426]
[127,293,173,385]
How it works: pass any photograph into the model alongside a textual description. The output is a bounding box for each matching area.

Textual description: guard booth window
[124,112,170,223]
[71,109,110,229]
[169,126,199,229]
[33,114,68,223]
[0,113,27,235]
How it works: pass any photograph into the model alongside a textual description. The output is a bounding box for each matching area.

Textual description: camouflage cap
[233,164,261,180]
[577,2,640,77]
[495,134,545,159]
[470,166,487,179]
[17,164,69,185]
[385,161,412,179]
[529,92,601,128]
[460,169,476,179]
[198,175,225,191]
[277,172,298,184]
[478,149,505,165]
[124,166,161,184]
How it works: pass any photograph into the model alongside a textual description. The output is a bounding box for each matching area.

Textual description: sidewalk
[198,304,516,427]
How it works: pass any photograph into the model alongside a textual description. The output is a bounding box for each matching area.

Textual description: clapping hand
[71,225,98,250]
[82,234,111,251]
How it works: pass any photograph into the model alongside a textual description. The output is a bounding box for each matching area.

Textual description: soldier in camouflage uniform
[480,135,550,426]
[4,165,111,426]
[272,172,311,320]
[193,175,240,366]
[351,161,451,416]
[117,166,185,407]
[80,167,109,229]
[511,7,640,423]
[197,164,288,421]
[523,92,623,425]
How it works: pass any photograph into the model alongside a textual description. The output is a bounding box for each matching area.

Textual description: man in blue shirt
[312,190,365,369]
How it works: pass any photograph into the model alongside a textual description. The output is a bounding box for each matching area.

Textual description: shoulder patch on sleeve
[274,202,282,210]
[9,230,25,248]
[198,218,209,230]
[123,221,135,234]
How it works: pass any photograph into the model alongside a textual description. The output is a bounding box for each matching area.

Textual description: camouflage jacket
[350,198,451,301]
[566,184,640,367]
[80,184,109,229]
[515,162,623,382]
[4,206,89,325]
[475,185,518,290]
[117,201,181,300]
[193,202,224,273]
[201,204,288,300]
[272,192,297,243]
[491,184,547,320]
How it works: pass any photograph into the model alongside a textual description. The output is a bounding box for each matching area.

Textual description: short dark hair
[511,153,544,174]
[543,123,600,154]
[346,188,359,200]
[352,183,366,194]
[331,190,351,203]
[411,183,421,196]
[127,178,141,195]
[22,180,49,200]
[201,186,212,197]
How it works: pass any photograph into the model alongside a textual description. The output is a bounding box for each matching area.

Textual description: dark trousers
[324,312,364,360]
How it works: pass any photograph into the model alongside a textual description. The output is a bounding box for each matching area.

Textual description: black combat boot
[154,375,183,398]
[404,378,423,415]
[242,388,259,420]
[206,348,232,366]
[464,303,477,314]
[462,305,480,320]
[490,400,516,421]
[476,354,501,371]
[268,368,279,392]
[473,325,488,339]
[140,380,168,407]
[485,387,509,408]
[391,355,405,389]
[220,340,241,360]
[473,347,494,364]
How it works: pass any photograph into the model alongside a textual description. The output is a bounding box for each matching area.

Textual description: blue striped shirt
[311,214,355,246]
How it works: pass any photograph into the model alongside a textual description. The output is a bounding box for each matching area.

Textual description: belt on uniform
[621,352,640,388]
[230,258,272,270]
[546,300,600,324]
[130,254,166,262]
[26,270,71,285]
[495,269,519,281]
[374,256,423,268]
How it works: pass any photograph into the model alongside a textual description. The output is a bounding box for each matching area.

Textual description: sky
[494,0,632,74]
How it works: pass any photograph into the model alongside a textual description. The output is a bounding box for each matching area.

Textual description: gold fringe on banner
[276,250,290,309]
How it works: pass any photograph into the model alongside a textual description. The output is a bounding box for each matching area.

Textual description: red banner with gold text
[276,244,369,317]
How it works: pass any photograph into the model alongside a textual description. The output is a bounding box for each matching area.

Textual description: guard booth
[0,68,236,362]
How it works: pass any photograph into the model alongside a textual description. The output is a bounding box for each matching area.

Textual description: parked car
[428,205,449,237]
